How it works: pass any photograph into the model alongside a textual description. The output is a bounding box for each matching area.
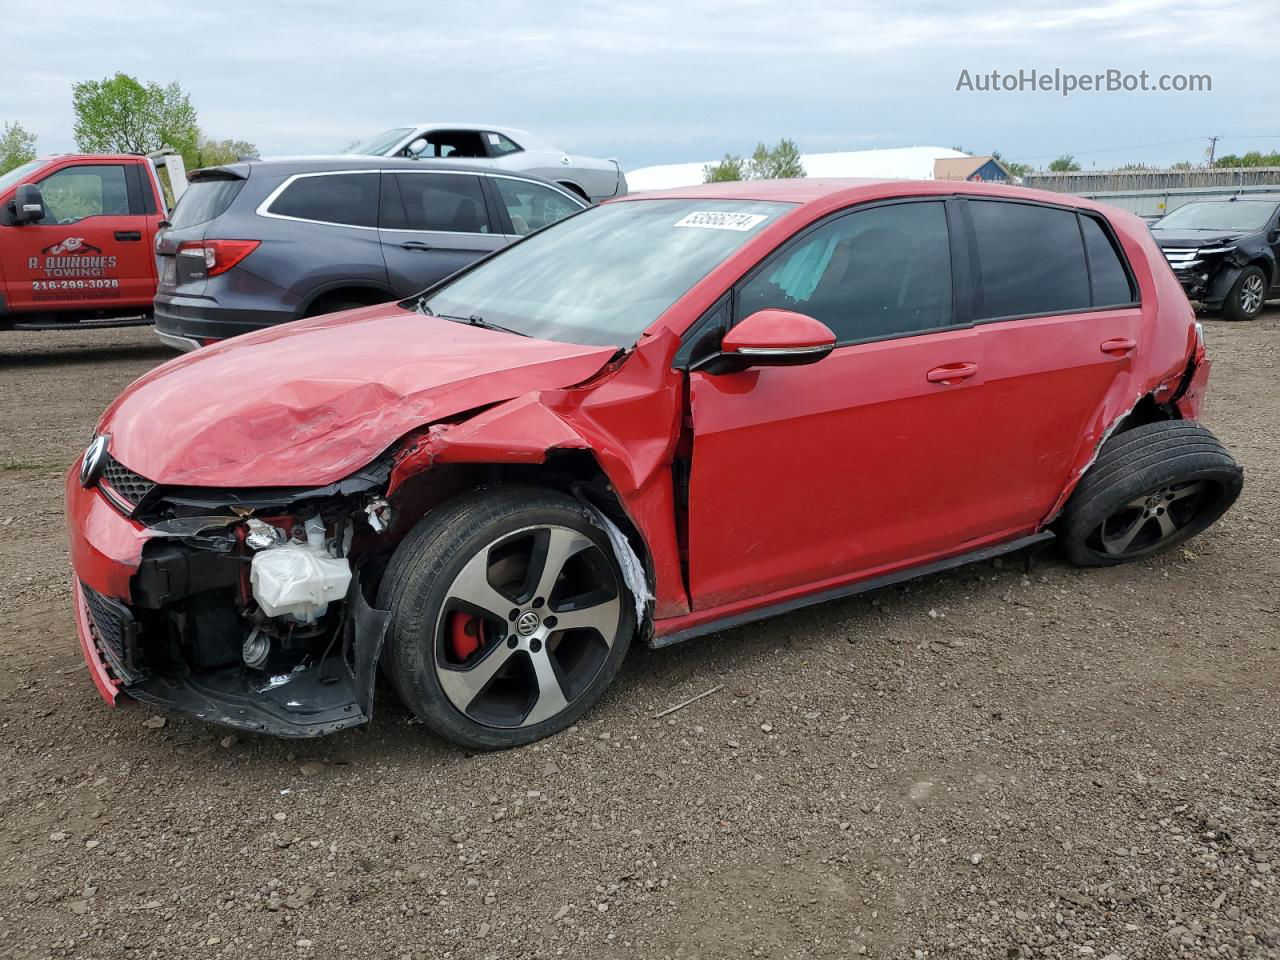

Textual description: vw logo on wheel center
[515,611,541,637]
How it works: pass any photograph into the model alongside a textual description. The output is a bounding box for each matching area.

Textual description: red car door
[684,200,1003,611]
[959,199,1144,529]
[6,159,157,313]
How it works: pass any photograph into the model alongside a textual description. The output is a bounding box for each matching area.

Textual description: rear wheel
[1061,420,1242,566]
[1221,265,1267,322]
[378,485,634,749]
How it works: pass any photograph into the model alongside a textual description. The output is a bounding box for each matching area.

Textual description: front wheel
[1221,265,1267,322]
[378,485,635,749]
[1061,420,1243,567]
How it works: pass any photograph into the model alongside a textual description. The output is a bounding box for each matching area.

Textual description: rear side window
[267,173,379,228]
[169,177,244,229]
[486,132,523,157]
[36,164,131,224]
[968,200,1090,320]
[492,178,582,235]
[1080,215,1136,305]
[385,173,491,233]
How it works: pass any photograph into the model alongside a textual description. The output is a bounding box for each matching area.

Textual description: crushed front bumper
[65,465,389,737]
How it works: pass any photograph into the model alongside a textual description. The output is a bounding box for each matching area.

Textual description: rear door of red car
[957,198,1144,530]
[683,198,998,610]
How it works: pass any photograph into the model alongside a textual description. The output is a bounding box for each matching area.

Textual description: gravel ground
[0,311,1276,960]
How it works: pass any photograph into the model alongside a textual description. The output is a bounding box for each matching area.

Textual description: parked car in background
[69,178,1241,749]
[1150,195,1280,321]
[152,156,586,350]
[345,124,626,202]
[0,154,168,331]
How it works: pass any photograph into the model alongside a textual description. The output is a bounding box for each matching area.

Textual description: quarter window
[738,201,953,343]
[492,178,582,235]
[967,200,1090,319]
[36,164,131,224]
[268,173,379,228]
[1080,215,1136,305]
[486,132,523,157]
[387,173,491,233]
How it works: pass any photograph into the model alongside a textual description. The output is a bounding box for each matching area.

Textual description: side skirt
[649,531,1055,649]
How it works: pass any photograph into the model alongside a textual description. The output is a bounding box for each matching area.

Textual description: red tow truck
[0,153,179,331]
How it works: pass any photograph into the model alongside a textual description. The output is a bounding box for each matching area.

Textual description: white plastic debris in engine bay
[249,518,351,621]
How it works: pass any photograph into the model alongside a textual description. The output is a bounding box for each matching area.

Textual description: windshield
[0,160,43,194]
[346,127,415,155]
[419,199,792,347]
[1155,200,1277,233]
[169,176,245,228]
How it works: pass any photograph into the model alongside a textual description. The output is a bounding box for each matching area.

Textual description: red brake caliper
[448,612,484,661]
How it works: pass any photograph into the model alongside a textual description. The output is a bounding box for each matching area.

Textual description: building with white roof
[625,146,975,192]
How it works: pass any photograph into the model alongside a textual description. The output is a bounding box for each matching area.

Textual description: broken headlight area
[107,480,397,737]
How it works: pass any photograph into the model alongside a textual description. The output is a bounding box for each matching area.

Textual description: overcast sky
[6,0,1275,171]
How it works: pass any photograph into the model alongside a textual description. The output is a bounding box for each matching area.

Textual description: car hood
[101,305,617,488]
[1151,229,1245,248]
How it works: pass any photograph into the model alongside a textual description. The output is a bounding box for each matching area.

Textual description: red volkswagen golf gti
[66,179,1242,748]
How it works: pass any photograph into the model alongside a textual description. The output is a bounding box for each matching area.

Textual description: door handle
[114,230,142,241]
[399,241,433,252]
[1100,337,1137,356]
[926,362,979,384]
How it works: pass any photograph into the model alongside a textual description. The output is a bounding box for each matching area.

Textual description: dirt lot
[0,312,1276,960]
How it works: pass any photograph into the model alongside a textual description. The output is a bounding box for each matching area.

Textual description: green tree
[991,150,1030,179]
[703,154,747,183]
[1047,154,1082,173]
[703,139,806,183]
[192,132,259,168]
[0,121,37,174]
[71,73,198,162]
[1214,150,1280,168]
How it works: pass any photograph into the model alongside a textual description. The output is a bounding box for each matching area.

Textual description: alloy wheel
[1239,273,1265,315]
[433,524,621,728]
[1093,479,1217,557]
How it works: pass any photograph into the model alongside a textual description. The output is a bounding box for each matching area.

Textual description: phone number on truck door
[31,278,120,290]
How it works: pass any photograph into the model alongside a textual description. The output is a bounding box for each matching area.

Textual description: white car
[347,124,626,203]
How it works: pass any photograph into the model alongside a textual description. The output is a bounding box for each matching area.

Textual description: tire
[377,484,636,749]
[1061,420,1243,567]
[1221,265,1267,322]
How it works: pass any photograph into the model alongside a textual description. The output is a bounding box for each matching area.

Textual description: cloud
[2,0,1273,169]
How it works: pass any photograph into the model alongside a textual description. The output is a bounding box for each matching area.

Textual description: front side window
[492,178,582,235]
[419,198,790,348]
[387,173,490,233]
[267,173,379,228]
[486,132,523,157]
[37,164,131,224]
[968,200,1090,320]
[738,200,953,343]
[419,131,488,159]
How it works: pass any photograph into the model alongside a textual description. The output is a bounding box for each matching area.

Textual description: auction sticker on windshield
[674,211,769,231]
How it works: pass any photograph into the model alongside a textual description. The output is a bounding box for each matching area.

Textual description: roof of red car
[621,177,1125,217]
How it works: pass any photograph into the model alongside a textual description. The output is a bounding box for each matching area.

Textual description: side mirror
[1268,228,1280,244]
[405,137,429,158]
[10,183,46,225]
[702,309,835,373]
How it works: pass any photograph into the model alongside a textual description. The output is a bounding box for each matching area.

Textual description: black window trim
[956,196,1141,325]
[257,169,382,231]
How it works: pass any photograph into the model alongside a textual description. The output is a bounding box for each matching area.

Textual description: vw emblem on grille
[516,611,541,637]
[80,434,109,488]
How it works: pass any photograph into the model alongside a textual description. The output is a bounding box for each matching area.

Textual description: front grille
[81,582,146,684]
[101,455,156,508]
[1161,247,1202,271]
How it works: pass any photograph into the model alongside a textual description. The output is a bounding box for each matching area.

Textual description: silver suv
[153,157,586,350]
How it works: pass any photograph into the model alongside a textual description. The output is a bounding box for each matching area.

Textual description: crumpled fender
[388,329,691,618]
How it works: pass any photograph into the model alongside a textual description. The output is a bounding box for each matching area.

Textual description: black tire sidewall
[379,488,636,750]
